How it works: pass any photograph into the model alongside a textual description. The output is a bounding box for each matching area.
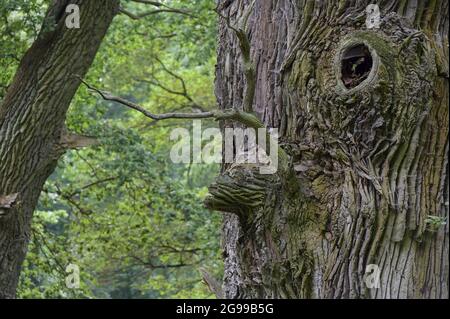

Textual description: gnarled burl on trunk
[206,0,448,298]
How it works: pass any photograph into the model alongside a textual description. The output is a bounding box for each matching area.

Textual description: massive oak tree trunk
[212,0,448,298]
[0,0,119,298]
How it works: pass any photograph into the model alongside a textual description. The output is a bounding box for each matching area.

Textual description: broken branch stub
[0,193,19,217]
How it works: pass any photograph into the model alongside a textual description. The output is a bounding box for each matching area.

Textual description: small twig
[129,0,166,6]
[119,0,195,20]
[119,7,193,19]
[66,176,119,198]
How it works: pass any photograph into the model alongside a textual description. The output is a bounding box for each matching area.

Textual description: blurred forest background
[0,0,222,298]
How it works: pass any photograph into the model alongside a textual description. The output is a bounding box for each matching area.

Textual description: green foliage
[0,0,47,100]
[5,0,223,299]
[425,215,447,232]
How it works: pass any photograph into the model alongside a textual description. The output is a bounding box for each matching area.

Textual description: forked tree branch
[135,56,209,112]
[77,76,214,120]
[76,76,266,128]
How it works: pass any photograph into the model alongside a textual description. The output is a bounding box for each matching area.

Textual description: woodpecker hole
[341,44,373,89]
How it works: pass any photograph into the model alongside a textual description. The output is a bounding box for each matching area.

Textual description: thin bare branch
[135,56,210,112]
[77,76,214,121]
[67,176,119,197]
[119,0,195,20]
[129,0,166,6]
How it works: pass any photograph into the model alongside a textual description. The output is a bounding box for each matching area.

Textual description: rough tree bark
[209,0,448,298]
[0,0,119,298]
